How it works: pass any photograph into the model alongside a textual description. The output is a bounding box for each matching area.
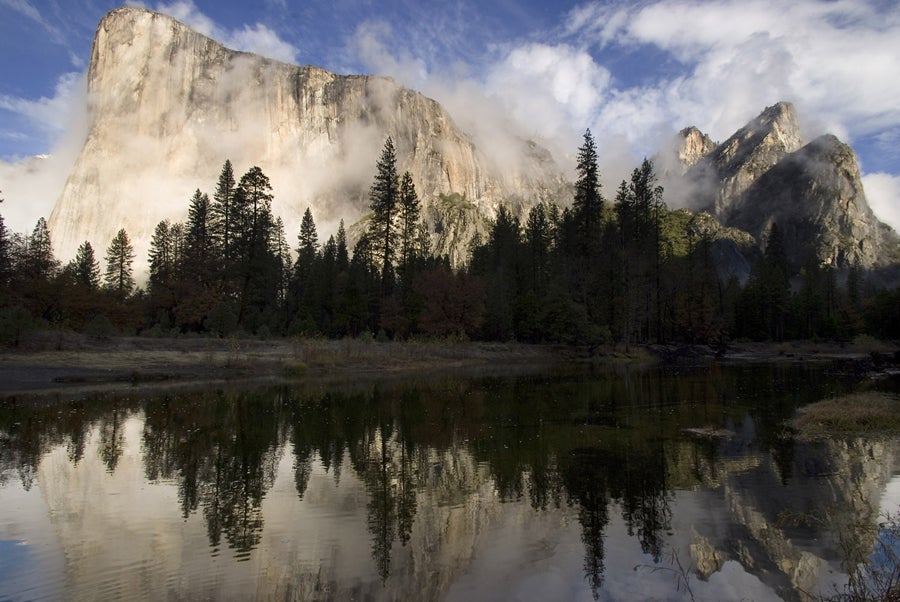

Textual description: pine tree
[72,241,100,290]
[211,160,237,263]
[736,222,791,341]
[26,217,59,280]
[297,207,319,258]
[631,159,665,342]
[290,207,320,333]
[169,222,185,272]
[762,222,790,340]
[234,166,276,327]
[0,197,10,289]
[335,220,350,272]
[148,220,175,294]
[572,129,602,254]
[525,203,553,294]
[397,171,421,279]
[184,189,214,282]
[236,166,274,259]
[471,205,522,340]
[104,228,136,298]
[272,216,292,319]
[367,137,400,293]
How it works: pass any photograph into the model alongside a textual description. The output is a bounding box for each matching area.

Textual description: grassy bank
[0,332,569,398]
[789,392,900,441]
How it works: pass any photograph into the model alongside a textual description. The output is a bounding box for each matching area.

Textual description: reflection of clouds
[17,413,840,601]
[2,375,898,601]
[879,474,900,513]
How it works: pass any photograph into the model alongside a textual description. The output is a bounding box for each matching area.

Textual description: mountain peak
[732,132,898,271]
[50,7,565,274]
[687,101,803,217]
[758,101,797,123]
[676,126,717,172]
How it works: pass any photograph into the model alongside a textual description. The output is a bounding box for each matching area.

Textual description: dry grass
[789,392,900,441]
[0,334,565,397]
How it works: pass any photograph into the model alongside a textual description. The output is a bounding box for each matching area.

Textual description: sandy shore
[0,332,895,400]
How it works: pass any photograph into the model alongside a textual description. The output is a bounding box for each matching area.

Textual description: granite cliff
[46,8,899,279]
[48,7,565,271]
[675,102,899,273]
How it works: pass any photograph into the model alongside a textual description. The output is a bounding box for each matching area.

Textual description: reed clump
[789,392,900,440]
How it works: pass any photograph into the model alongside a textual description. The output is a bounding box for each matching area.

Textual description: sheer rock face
[734,135,900,270]
[683,102,899,272]
[48,7,564,270]
[676,126,717,172]
[688,102,803,218]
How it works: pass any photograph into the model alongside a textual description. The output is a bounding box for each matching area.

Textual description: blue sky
[1,0,899,232]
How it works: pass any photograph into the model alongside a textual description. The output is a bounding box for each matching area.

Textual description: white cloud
[0,72,82,139]
[351,21,429,87]
[861,173,900,233]
[154,0,299,63]
[565,0,900,151]
[151,1,219,37]
[0,73,88,235]
[486,43,610,143]
[228,24,300,64]
[0,0,64,43]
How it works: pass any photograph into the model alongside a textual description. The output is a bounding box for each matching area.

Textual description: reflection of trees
[0,398,96,489]
[350,389,421,581]
[289,386,423,581]
[141,390,285,556]
[289,391,359,498]
[0,363,881,596]
[97,407,125,472]
[618,448,671,562]
[563,448,611,598]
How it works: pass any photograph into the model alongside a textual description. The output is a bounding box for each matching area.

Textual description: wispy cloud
[154,0,300,63]
[0,72,88,234]
[862,173,900,234]
[486,43,610,143]
[0,0,65,43]
[562,0,900,150]
[0,72,83,142]
[348,0,900,228]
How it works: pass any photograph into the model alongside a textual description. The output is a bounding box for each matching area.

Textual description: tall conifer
[368,138,400,292]
[104,228,136,297]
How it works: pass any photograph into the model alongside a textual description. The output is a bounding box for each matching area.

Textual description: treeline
[0,132,898,345]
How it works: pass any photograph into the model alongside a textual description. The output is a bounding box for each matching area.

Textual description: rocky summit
[686,102,804,219]
[49,7,565,271]
[46,8,899,279]
[676,102,899,273]
[733,134,900,272]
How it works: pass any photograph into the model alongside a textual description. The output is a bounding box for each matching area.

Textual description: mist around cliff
[2,0,900,241]
[0,72,88,234]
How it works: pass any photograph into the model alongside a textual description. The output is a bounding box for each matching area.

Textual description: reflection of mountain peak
[4,368,896,600]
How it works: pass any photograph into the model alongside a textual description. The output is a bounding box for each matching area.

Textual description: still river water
[1,363,898,601]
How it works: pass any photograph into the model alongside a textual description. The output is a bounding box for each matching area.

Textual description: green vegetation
[0,133,898,346]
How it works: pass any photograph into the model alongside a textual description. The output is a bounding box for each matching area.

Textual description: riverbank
[788,391,900,441]
[0,332,896,399]
[0,332,569,399]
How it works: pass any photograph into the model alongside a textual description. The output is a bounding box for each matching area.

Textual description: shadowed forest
[1,132,898,346]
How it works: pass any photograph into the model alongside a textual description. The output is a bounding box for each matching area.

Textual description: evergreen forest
[1,132,898,346]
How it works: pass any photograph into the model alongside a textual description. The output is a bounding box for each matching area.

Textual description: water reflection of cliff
[0,365,897,600]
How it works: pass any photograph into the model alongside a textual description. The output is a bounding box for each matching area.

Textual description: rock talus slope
[49,7,564,270]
